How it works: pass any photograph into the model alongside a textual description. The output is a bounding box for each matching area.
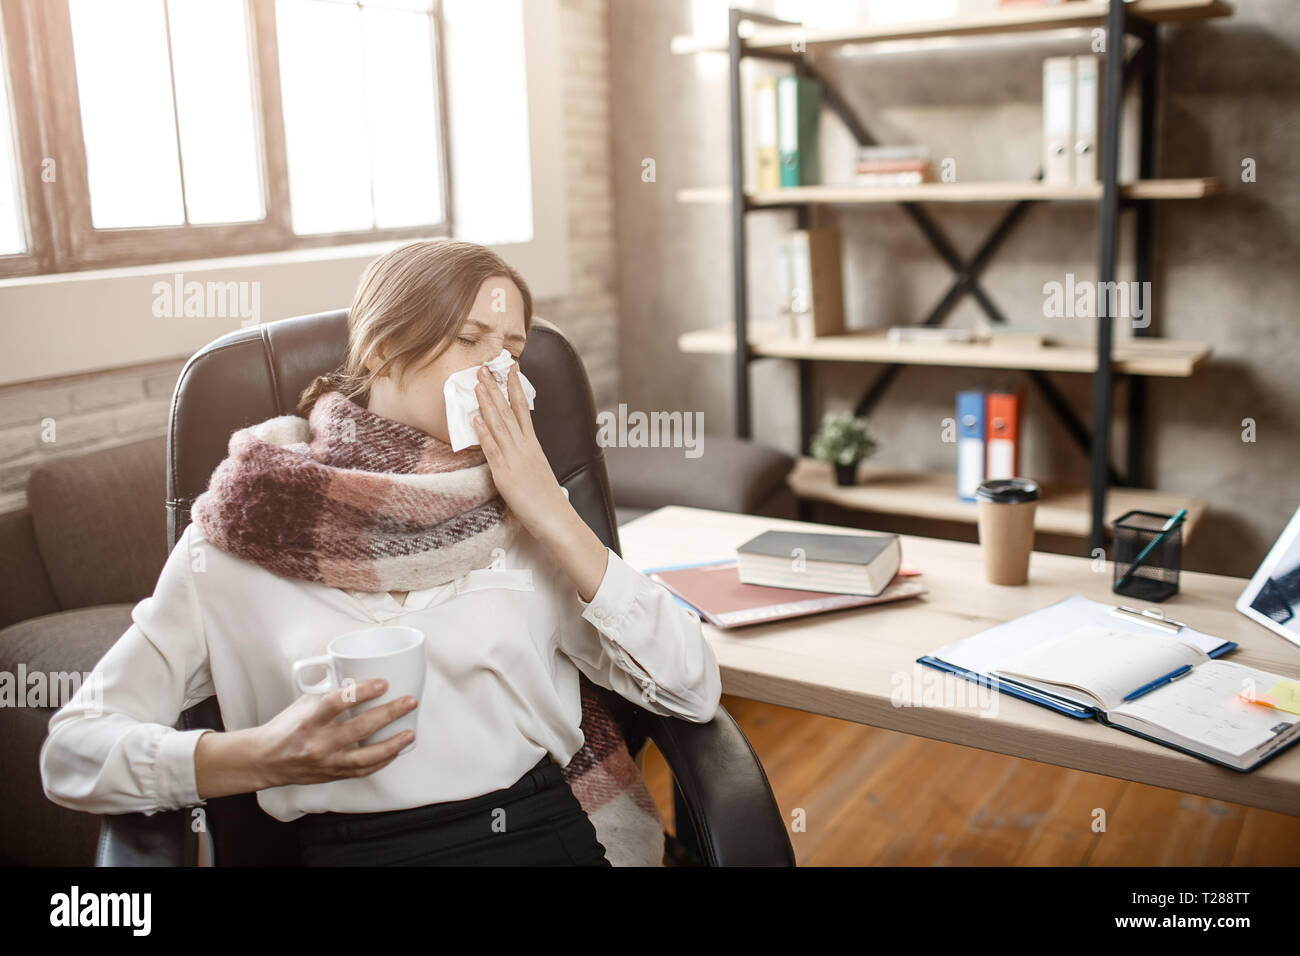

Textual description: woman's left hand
[473,364,570,539]
[473,364,609,600]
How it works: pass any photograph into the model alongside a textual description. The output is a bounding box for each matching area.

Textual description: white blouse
[39,511,722,823]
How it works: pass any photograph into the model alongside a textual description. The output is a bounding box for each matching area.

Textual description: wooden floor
[641,695,1300,866]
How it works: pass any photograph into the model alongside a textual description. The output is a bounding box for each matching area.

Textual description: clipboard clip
[1111,605,1185,634]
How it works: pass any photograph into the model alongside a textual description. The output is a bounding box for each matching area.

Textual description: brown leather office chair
[95,310,794,867]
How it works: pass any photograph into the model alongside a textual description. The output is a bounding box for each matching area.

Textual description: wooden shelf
[676,179,1222,206]
[678,327,1211,378]
[671,1,1233,55]
[788,458,1207,540]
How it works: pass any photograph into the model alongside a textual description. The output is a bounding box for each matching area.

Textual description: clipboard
[918,594,1238,720]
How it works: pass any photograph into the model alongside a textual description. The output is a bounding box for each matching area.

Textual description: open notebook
[921,595,1300,772]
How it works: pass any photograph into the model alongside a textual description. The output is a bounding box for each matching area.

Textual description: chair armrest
[633,705,794,867]
[96,811,191,867]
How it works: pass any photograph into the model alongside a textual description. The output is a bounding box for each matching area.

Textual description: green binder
[777,74,821,187]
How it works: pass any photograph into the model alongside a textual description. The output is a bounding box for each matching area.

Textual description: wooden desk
[618,507,1300,817]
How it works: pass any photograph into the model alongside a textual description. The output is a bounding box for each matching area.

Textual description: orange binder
[985,391,1022,480]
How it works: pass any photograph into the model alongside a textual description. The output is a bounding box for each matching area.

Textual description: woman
[39,239,722,867]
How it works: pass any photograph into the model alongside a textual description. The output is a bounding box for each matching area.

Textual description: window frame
[0,0,454,278]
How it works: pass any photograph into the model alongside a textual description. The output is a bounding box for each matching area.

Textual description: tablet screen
[1236,505,1300,649]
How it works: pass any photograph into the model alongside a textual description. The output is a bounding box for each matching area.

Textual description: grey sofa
[603,436,797,526]
[0,436,168,866]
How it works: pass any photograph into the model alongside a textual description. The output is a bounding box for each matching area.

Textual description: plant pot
[834,462,858,486]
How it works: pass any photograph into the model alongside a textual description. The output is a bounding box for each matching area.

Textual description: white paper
[442,349,537,452]
[995,625,1208,712]
[932,594,1227,679]
[1114,660,1300,758]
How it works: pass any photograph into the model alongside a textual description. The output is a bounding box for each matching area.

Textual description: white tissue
[443,348,537,452]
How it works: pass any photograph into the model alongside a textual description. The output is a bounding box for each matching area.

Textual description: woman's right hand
[195,680,417,799]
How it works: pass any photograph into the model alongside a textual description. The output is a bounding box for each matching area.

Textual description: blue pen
[1122,664,1193,702]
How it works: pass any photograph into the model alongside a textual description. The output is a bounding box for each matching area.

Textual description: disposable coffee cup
[975,478,1040,586]
[292,625,426,755]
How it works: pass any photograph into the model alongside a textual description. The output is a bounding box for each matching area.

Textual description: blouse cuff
[154,728,212,811]
[578,548,639,633]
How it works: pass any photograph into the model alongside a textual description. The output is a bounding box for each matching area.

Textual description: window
[275,0,446,234]
[0,7,27,256]
[0,0,536,277]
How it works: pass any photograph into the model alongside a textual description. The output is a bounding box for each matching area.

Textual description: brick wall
[0,0,618,515]
[0,360,184,513]
[545,0,620,407]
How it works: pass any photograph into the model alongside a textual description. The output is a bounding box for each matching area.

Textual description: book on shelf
[886,327,974,344]
[985,389,1023,480]
[1042,56,1075,184]
[778,228,844,339]
[956,390,986,502]
[755,78,781,192]
[854,144,932,186]
[1042,52,1138,185]
[952,387,1029,501]
[1073,54,1099,183]
[778,74,822,186]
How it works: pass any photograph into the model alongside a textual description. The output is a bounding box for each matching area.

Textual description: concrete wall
[610,0,1300,577]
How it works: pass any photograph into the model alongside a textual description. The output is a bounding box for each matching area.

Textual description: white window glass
[277,0,444,234]
[68,0,185,228]
[0,14,26,255]
[167,0,265,224]
[68,0,264,229]
[276,0,373,233]
[443,0,533,245]
[361,4,443,228]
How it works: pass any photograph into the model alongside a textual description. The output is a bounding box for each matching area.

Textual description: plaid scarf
[191,390,664,865]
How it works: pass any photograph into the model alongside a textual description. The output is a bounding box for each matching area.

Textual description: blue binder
[955,390,985,502]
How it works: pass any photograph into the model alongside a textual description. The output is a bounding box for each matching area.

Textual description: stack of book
[855,145,931,187]
[648,529,925,630]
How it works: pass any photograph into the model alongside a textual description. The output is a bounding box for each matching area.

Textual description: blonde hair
[298,239,534,416]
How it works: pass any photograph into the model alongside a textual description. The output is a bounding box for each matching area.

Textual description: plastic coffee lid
[975,478,1040,503]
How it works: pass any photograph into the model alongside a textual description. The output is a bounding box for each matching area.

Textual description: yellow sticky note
[1263,680,1300,716]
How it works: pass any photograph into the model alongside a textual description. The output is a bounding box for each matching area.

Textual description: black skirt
[294,755,611,866]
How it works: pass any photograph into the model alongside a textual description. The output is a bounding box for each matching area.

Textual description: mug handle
[293,655,337,696]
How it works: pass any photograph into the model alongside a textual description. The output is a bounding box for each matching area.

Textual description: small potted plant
[810,412,877,486]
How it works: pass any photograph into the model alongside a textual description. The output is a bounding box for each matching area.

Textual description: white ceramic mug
[292,625,426,756]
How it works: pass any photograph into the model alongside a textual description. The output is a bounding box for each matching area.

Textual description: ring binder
[1111,605,1185,633]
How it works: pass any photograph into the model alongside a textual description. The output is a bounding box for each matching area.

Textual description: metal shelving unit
[675,0,1231,551]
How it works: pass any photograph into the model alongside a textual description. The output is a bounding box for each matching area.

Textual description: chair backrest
[166,309,624,865]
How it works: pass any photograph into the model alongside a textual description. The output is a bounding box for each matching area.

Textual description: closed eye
[460,335,521,361]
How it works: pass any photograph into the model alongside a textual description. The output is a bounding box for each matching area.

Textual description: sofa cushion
[0,603,136,866]
[0,603,135,675]
[26,436,168,611]
[0,508,59,630]
[604,436,794,515]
